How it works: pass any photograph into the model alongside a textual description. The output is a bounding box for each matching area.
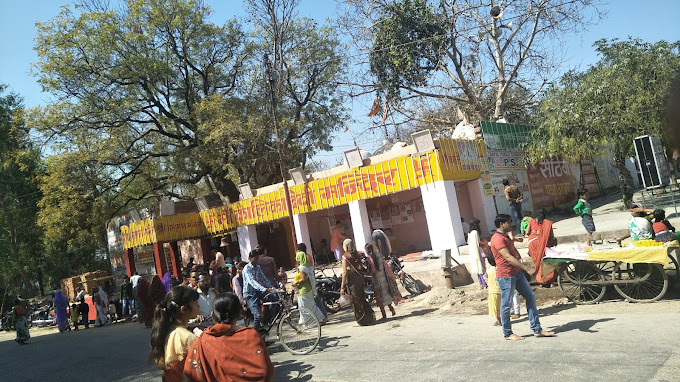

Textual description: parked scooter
[1,311,14,331]
[386,252,422,296]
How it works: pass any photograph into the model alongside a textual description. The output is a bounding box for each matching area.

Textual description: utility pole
[264,54,298,247]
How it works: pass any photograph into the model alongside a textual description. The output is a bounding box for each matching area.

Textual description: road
[1,298,678,382]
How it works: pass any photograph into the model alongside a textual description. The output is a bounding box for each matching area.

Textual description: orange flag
[368,98,381,117]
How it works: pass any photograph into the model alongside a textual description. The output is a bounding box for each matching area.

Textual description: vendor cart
[543,243,678,304]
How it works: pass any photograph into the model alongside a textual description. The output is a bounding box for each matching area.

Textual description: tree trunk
[0,201,35,296]
[613,154,634,209]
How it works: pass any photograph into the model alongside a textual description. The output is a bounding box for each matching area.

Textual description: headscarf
[150,275,167,307]
[215,252,226,269]
[162,272,173,293]
[342,238,356,253]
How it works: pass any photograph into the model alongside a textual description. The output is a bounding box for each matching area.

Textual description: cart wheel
[664,254,679,281]
[613,262,668,303]
[557,261,607,304]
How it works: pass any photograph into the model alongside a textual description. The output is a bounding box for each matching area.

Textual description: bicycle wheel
[557,261,606,304]
[401,274,422,296]
[277,307,321,355]
[613,262,668,302]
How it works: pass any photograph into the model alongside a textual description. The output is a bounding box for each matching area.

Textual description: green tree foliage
[0,86,42,297]
[526,38,680,207]
[343,0,602,127]
[32,0,251,205]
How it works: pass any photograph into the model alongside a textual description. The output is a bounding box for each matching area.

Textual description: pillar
[124,247,136,277]
[153,241,168,276]
[237,224,259,261]
[169,241,181,277]
[293,213,312,256]
[348,199,372,253]
[467,178,498,237]
[421,180,466,256]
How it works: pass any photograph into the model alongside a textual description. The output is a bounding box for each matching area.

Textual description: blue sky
[1,0,679,165]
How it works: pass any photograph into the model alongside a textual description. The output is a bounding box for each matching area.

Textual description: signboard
[527,158,578,209]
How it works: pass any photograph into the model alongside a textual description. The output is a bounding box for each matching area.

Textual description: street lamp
[264,54,298,246]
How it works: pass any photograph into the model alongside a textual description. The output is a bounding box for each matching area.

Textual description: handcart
[543,242,678,304]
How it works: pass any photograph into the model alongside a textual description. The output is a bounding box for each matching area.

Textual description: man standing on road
[256,245,278,287]
[119,276,134,321]
[503,179,523,234]
[330,220,347,263]
[243,250,278,332]
[195,272,217,324]
[490,214,555,341]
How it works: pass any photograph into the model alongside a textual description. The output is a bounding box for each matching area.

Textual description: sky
[1,0,679,167]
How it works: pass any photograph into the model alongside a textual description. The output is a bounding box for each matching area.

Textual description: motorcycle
[386,252,422,296]
[315,267,343,313]
[1,311,14,331]
[31,306,56,327]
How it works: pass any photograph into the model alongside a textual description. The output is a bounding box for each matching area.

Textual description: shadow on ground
[273,359,315,382]
[550,317,615,333]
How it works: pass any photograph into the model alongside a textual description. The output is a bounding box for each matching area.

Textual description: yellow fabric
[587,246,671,266]
[164,326,198,369]
[486,266,501,319]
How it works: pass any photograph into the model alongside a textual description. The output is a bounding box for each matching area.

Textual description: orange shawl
[183,324,274,382]
[527,218,557,284]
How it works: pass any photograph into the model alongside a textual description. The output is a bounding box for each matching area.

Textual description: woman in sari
[150,286,199,382]
[137,278,154,327]
[150,275,167,307]
[467,219,488,289]
[94,286,109,327]
[294,243,327,324]
[365,230,402,319]
[184,292,273,382]
[525,208,557,285]
[162,272,173,293]
[13,299,30,344]
[340,239,375,326]
[54,290,70,332]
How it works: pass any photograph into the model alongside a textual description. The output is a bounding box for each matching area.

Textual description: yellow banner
[122,141,487,249]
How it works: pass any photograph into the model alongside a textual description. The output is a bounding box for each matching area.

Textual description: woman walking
[54,290,70,332]
[149,286,199,382]
[13,299,30,344]
[365,230,402,319]
[94,286,109,327]
[467,219,488,289]
[340,239,375,326]
[525,208,557,285]
[184,292,274,382]
[150,275,167,307]
[137,278,154,327]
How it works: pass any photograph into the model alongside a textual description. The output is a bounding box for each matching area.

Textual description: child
[484,253,501,326]
[573,188,595,246]
[652,209,680,242]
[520,211,533,236]
[277,267,288,289]
[70,304,80,331]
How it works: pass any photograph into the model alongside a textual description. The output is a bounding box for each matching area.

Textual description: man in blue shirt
[243,249,279,331]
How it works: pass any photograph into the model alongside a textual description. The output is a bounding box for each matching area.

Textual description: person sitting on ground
[183,292,274,382]
[618,203,655,243]
[652,209,680,242]
[149,286,199,382]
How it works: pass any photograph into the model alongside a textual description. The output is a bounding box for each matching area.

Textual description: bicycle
[257,290,322,355]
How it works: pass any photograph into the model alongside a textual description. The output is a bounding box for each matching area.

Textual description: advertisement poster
[400,203,414,224]
[527,159,578,209]
[369,210,384,229]
[391,205,402,225]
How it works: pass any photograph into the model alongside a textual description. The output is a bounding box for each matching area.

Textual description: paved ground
[2,293,678,382]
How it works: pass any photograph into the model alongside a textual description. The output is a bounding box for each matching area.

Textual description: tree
[526,38,680,207]
[339,0,603,130]
[0,86,42,296]
[31,0,251,208]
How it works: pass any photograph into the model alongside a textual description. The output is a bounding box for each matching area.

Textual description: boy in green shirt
[520,211,533,236]
[573,188,595,246]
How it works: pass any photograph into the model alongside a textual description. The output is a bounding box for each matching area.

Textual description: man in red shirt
[491,214,555,341]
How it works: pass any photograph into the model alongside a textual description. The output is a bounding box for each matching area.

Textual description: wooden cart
[543,244,678,304]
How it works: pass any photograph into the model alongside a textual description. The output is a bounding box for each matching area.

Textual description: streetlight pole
[264,54,298,248]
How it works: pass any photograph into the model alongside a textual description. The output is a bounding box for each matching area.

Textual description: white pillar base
[237,224,258,261]
[348,199,372,252]
[467,179,498,237]
[421,180,465,256]
[293,214,312,255]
